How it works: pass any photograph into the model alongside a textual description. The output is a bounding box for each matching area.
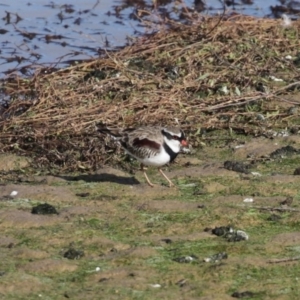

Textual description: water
[0,0,294,77]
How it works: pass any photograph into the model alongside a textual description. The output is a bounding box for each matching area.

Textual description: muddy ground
[0,134,300,299]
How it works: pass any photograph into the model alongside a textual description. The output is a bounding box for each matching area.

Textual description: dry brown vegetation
[1,14,300,300]
[0,15,300,171]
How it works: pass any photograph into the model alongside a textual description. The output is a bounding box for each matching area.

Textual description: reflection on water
[0,0,297,77]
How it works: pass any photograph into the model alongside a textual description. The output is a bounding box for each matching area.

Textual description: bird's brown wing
[122,127,163,158]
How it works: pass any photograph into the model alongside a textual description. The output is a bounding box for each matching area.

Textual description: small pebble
[256,114,265,121]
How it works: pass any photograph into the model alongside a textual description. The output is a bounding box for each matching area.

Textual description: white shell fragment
[181,146,191,153]
[251,172,261,177]
[236,230,249,241]
[150,284,161,288]
[204,252,228,263]
[269,75,283,82]
[243,198,254,203]
[282,14,292,27]
[184,256,196,262]
[219,86,229,95]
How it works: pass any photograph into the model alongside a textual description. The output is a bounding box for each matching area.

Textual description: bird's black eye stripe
[162,130,184,141]
[162,130,172,140]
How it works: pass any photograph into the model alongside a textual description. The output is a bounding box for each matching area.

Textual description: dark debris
[173,255,198,263]
[31,203,58,215]
[267,214,282,222]
[75,192,90,197]
[204,252,228,263]
[269,146,299,159]
[161,238,172,244]
[224,160,251,174]
[280,196,293,206]
[212,226,249,242]
[294,167,300,175]
[231,291,255,298]
[63,247,84,259]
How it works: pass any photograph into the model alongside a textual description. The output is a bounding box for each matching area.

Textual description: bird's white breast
[126,147,170,167]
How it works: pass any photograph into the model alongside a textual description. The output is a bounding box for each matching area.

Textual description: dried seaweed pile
[0,15,300,172]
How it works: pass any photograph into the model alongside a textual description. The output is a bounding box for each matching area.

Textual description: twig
[199,81,300,112]
[268,256,300,264]
[251,206,300,212]
[199,93,266,111]
[272,81,300,94]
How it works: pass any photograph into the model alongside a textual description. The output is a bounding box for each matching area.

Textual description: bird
[97,124,188,187]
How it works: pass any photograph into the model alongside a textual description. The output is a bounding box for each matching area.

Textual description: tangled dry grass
[0,15,300,172]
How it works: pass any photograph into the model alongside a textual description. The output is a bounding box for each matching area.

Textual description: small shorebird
[97,124,188,187]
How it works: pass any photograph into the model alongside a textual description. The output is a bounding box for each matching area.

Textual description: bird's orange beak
[181,139,188,147]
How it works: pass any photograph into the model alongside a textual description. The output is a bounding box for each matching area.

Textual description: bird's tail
[96,123,123,138]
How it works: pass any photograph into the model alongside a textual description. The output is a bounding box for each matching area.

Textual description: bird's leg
[159,168,175,187]
[140,163,154,187]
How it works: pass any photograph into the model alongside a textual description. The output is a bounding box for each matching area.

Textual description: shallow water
[0,0,294,77]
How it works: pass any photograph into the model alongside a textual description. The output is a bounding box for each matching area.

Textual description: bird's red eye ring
[172,135,179,140]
